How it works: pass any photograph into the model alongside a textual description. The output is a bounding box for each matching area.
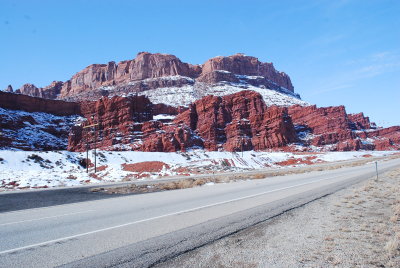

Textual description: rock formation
[288,105,398,151]
[13,52,296,103]
[1,87,399,152]
[68,95,203,152]
[4,85,13,92]
[199,54,294,91]
[174,90,297,151]
[348,112,373,130]
[68,91,298,152]
[0,92,79,150]
[0,91,80,116]
[16,81,64,100]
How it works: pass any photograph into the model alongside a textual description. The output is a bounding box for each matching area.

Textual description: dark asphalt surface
[60,169,377,268]
[1,158,398,268]
[0,187,121,213]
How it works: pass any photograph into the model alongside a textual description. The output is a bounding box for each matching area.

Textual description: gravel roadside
[155,168,400,268]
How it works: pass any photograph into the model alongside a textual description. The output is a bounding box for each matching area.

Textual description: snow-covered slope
[139,82,309,107]
[0,149,394,191]
[101,75,310,107]
[0,108,83,150]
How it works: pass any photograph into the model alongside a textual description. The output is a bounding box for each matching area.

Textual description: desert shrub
[27,154,44,163]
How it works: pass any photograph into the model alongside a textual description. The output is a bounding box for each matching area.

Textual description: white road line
[0,173,347,255]
[0,210,96,227]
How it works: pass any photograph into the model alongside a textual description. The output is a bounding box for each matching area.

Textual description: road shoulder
[156,167,400,267]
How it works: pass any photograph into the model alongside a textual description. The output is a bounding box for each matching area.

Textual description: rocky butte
[1,52,399,152]
[9,52,301,106]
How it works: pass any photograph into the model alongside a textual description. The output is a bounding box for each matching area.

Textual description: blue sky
[1,0,399,126]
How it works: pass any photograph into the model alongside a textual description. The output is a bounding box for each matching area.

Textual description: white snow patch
[1,149,396,191]
[139,83,309,107]
[153,114,176,120]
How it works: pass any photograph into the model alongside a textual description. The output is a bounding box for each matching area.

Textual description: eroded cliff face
[199,54,294,91]
[288,105,399,151]
[16,81,64,100]
[0,91,80,116]
[0,91,399,152]
[0,92,81,150]
[68,95,202,152]
[68,91,298,152]
[174,91,297,151]
[59,52,201,99]
[348,112,373,130]
[13,52,295,102]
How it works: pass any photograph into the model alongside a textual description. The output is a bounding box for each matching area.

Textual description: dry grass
[385,238,400,257]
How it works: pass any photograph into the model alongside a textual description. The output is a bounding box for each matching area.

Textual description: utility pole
[94,123,97,173]
[83,119,99,173]
[375,161,379,181]
[241,137,243,158]
[86,128,89,173]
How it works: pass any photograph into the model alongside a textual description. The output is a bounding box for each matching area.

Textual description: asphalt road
[0,158,399,268]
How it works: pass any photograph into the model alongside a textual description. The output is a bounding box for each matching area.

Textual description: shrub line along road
[0,157,399,267]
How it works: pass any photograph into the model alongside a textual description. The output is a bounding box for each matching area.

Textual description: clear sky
[1,0,399,126]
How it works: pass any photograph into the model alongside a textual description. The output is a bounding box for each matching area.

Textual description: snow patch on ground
[134,77,309,107]
[153,114,176,120]
[0,108,83,150]
[0,150,396,191]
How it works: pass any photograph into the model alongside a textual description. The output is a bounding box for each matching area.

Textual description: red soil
[122,161,170,173]
[276,156,319,166]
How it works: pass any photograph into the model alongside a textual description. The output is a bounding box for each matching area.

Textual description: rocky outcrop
[67,91,298,152]
[1,89,399,152]
[288,105,350,135]
[288,105,359,149]
[288,105,400,151]
[0,91,80,116]
[16,83,40,96]
[65,91,400,152]
[199,54,294,91]
[4,85,13,92]
[174,90,298,151]
[140,122,203,152]
[59,52,200,99]
[152,103,187,115]
[196,70,240,84]
[68,95,202,152]
[68,95,152,151]
[348,113,373,130]
[0,92,79,151]
[358,126,400,151]
[13,52,295,102]
[16,81,64,99]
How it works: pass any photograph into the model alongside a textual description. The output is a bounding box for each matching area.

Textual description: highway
[0,158,399,268]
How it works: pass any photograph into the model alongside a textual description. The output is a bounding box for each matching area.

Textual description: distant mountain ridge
[6,52,302,106]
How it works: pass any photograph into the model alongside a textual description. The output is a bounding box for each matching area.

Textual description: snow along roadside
[0,150,397,191]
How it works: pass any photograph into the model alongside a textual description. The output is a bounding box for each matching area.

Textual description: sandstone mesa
[1,52,399,153]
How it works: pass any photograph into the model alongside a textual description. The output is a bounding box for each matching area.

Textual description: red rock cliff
[174,90,298,151]
[0,91,80,116]
[15,52,294,101]
[288,105,399,151]
[199,53,294,91]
